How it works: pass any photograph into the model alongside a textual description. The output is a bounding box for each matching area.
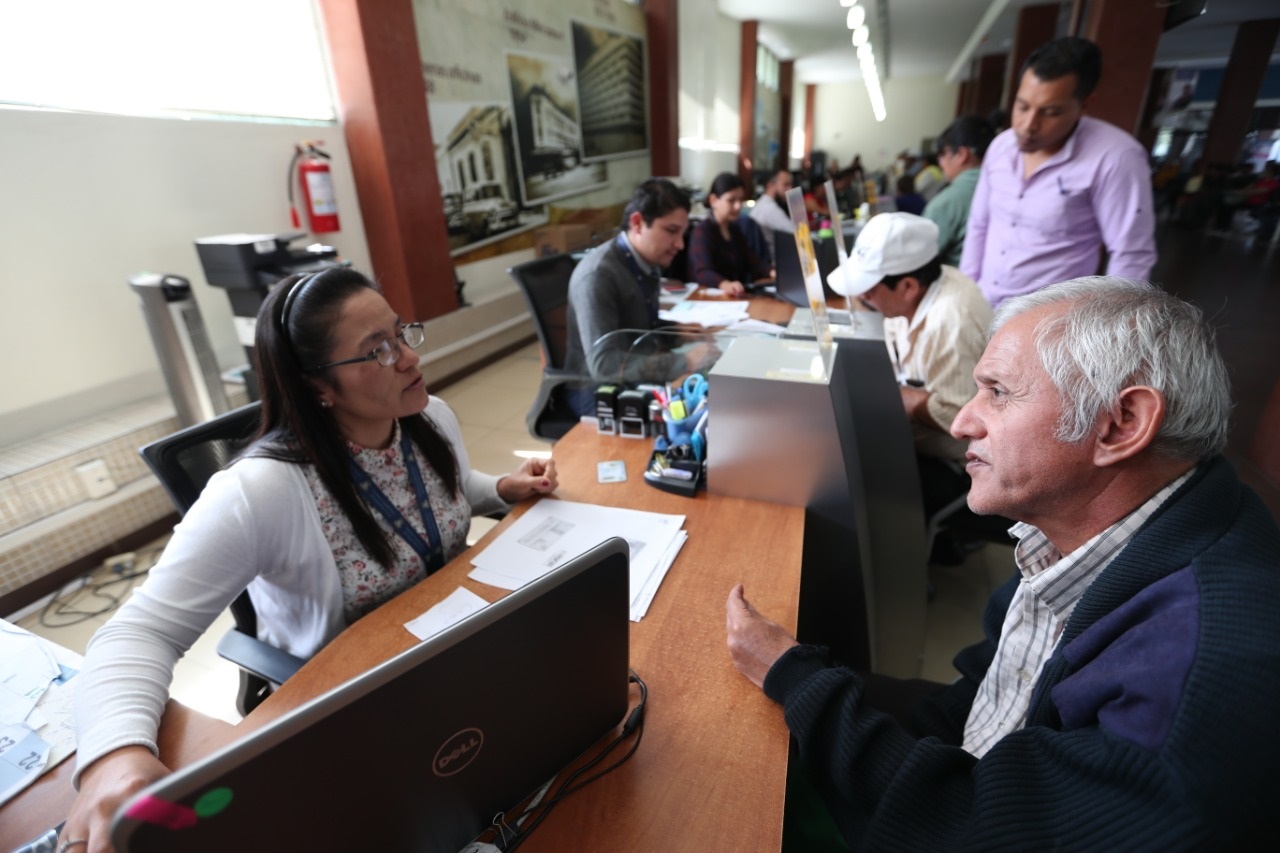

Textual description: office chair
[139,401,305,716]
[509,253,582,440]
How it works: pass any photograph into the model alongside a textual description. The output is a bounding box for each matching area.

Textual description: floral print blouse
[303,419,471,623]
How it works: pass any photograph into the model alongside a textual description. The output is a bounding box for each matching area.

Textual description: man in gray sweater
[564,179,717,415]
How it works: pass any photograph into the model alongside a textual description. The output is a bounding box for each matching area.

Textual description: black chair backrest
[509,253,579,370]
[140,402,263,516]
[140,402,264,637]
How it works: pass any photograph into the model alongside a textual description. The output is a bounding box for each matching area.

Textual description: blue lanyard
[346,429,445,573]
[614,234,660,327]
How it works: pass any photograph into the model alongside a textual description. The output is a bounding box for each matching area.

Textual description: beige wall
[0,108,372,445]
[812,75,959,173]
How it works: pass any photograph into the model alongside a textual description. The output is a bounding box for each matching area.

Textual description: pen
[1057,176,1067,196]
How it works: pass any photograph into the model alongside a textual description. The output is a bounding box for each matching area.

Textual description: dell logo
[433,728,484,777]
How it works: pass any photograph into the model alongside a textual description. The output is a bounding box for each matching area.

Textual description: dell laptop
[110,538,632,853]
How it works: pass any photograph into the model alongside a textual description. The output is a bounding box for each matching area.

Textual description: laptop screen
[111,539,631,853]
[773,228,844,308]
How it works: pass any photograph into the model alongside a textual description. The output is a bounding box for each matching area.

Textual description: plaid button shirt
[962,470,1194,757]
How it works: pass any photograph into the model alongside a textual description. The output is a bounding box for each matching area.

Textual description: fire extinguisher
[288,141,341,234]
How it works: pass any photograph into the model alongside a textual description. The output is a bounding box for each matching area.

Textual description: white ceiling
[718,0,1280,84]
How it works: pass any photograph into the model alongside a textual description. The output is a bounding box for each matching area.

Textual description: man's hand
[684,341,721,374]
[899,384,939,429]
[719,280,747,297]
[726,584,799,689]
[496,458,558,503]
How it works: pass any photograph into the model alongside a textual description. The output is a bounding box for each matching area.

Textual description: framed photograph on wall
[570,19,649,162]
[505,49,607,206]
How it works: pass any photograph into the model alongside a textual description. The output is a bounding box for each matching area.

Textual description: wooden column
[1003,3,1061,110]
[778,59,794,172]
[644,0,680,177]
[973,53,1007,120]
[956,80,971,118]
[1082,0,1165,134]
[804,83,816,168]
[1201,19,1280,167]
[315,0,455,322]
[738,19,759,188]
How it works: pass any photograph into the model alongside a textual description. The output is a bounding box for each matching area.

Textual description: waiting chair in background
[139,401,305,716]
[508,253,582,440]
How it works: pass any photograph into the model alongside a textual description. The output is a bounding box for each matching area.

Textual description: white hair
[992,277,1231,460]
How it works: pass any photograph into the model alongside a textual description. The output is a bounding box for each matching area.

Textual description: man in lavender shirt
[960,37,1156,307]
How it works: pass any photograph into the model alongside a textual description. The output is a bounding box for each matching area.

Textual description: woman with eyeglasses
[62,267,557,851]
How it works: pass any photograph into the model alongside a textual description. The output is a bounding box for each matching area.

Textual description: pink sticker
[124,794,199,830]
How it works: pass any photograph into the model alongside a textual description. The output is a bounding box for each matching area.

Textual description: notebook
[111,538,632,853]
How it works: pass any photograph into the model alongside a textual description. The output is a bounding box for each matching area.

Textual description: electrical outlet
[75,459,118,499]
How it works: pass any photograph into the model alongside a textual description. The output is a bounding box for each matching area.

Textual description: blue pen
[1057,176,1067,196]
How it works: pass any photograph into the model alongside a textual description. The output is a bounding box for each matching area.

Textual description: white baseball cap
[826,213,940,297]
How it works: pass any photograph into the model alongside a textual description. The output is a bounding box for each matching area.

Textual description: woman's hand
[720,280,746,297]
[496,457,559,503]
[62,747,170,853]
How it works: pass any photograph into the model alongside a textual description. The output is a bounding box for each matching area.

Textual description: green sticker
[194,787,234,818]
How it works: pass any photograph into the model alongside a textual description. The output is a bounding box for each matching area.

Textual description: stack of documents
[659,300,750,328]
[468,499,686,622]
[0,619,81,807]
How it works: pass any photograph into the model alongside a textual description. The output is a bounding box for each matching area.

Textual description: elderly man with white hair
[727,277,1280,849]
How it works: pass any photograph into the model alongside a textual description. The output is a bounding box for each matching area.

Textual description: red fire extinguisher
[288,141,341,234]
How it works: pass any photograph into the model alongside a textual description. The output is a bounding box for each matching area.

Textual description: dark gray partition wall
[823,339,927,675]
[709,336,927,677]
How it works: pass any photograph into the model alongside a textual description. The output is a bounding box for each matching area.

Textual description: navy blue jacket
[765,457,1280,850]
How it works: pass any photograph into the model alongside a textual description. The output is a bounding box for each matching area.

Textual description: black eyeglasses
[309,323,425,372]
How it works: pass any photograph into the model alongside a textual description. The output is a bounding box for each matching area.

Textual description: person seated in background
[727,277,1280,850]
[826,213,990,517]
[894,173,926,215]
[689,171,774,296]
[924,115,996,266]
[913,154,946,202]
[64,267,559,850]
[749,167,795,259]
[564,178,720,415]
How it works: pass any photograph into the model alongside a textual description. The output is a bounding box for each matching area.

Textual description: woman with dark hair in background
[63,267,557,851]
[688,171,773,296]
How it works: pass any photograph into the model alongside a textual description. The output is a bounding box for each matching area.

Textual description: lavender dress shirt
[960,116,1156,307]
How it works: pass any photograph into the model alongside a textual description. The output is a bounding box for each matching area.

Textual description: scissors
[682,373,708,410]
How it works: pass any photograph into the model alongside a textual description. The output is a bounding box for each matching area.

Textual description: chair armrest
[216,628,307,687]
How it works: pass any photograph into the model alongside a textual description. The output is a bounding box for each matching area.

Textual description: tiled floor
[17,338,1011,722]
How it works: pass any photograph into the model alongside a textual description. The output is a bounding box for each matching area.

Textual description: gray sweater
[564,239,684,396]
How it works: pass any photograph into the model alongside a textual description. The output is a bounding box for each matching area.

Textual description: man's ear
[1078,92,1096,116]
[1093,385,1165,466]
[627,210,645,234]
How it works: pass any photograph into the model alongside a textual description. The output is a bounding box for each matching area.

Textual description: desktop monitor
[110,539,632,853]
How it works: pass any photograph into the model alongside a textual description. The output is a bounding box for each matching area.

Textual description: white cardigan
[73,399,507,782]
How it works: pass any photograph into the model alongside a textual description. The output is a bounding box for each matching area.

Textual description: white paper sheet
[0,619,82,807]
[403,587,490,641]
[467,499,686,622]
[658,300,751,328]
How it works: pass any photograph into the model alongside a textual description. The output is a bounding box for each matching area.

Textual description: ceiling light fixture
[839,0,858,7]
[852,25,869,47]
[846,7,865,29]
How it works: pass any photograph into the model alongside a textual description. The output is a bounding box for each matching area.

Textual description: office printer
[195,231,345,397]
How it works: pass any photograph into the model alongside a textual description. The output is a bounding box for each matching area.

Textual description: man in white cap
[828,212,991,512]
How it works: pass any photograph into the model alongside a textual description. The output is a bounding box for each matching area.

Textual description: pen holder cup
[665,408,702,445]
